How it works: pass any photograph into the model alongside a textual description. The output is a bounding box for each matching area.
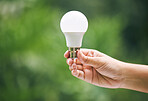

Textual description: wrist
[119,62,140,89]
[119,62,132,89]
[119,62,148,92]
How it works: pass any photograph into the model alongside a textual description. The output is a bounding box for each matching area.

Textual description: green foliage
[0,0,148,101]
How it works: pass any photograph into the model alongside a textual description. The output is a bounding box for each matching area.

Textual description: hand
[64,49,124,88]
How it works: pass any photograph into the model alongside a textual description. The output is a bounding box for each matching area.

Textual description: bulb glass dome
[60,11,88,32]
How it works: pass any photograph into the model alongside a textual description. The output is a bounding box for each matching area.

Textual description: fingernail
[73,70,77,76]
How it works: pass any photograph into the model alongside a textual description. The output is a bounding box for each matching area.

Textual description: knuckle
[83,56,89,64]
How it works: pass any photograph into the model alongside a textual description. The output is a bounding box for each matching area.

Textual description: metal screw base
[69,47,80,59]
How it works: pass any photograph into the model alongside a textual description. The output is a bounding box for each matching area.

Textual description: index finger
[64,50,70,58]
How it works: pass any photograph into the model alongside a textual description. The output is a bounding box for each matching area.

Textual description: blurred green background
[0,0,148,101]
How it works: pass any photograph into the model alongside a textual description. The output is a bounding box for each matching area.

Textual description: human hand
[64,49,124,88]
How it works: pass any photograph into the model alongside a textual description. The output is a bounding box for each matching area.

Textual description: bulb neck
[64,32,84,47]
[69,47,80,59]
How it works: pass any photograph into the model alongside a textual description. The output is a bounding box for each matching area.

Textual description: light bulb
[60,11,88,58]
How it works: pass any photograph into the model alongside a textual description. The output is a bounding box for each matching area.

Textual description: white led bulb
[60,11,88,58]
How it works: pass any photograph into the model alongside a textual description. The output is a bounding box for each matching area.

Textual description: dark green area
[0,0,148,101]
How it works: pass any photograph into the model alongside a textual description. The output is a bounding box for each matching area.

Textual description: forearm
[120,62,148,93]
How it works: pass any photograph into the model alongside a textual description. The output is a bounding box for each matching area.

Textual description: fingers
[67,58,73,66]
[67,58,82,66]
[77,50,95,66]
[64,50,70,58]
[71,69,85,80]
[66,50,95,66]
[77,50,105,67]
[80,48,106,57]
[69,64,84,80]
[74,58,82,65]
[69,64,83,71]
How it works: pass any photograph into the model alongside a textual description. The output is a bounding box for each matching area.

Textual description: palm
[81,65,121,88]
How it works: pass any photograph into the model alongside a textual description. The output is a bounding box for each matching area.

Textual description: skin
[64,49,148,93]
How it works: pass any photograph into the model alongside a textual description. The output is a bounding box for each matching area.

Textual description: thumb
[77,50,102,67]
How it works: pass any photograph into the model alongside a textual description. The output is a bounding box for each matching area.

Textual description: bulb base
[69,47,80,59]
